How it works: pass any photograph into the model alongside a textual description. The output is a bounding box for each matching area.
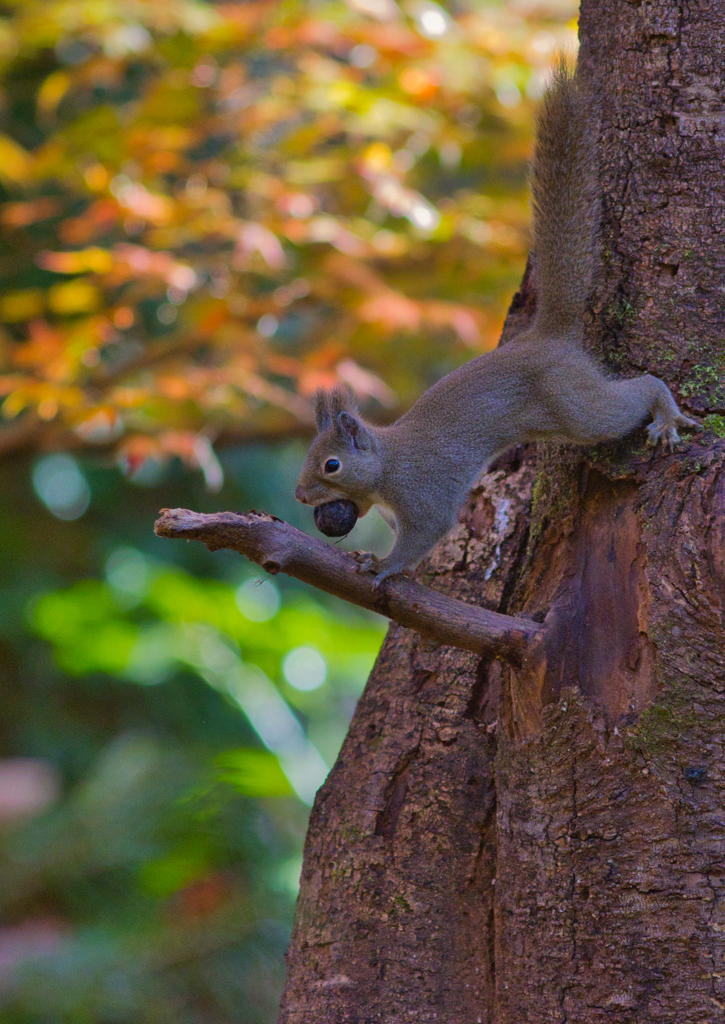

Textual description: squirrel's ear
[313,390,331,431]
[314,385,356,431]
[337,410,372,450]
[328,384,357,417]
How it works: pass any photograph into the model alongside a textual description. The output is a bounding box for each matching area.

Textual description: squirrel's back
[530,59,599,341]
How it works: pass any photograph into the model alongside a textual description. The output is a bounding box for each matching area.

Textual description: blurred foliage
[0,0,580,1021]
[0,439,386,1023]
[0,0,576,487]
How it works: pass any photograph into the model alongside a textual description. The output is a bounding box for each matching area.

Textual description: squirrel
[295,60,697,587]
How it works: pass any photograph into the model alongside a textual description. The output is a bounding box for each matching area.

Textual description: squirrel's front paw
[351,552,403,589]
[371,561,407,589]
[352,550,380,576]
[371,568,401,589]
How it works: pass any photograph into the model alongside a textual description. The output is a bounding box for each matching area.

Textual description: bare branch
[154,508,543,665]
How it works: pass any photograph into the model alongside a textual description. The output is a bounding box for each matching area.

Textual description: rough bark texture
[279,1,725,1021]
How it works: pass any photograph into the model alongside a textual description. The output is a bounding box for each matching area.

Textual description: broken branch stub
[154,508,543,664]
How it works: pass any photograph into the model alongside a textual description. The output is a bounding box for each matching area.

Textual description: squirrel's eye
[324,458,341,474]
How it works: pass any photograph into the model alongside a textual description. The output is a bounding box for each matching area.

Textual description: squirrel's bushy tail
[530,58,599,341]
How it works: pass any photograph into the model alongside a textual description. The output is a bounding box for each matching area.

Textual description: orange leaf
[1,198,62,228]
[197,304,230,336]
[358,292,422,331]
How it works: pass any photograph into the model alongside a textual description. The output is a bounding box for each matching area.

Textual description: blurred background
[0,0,577,1020]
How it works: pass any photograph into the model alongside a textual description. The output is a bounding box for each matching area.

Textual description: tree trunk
[278,1,725,1020]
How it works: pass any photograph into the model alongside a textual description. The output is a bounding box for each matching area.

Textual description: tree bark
[278,2,725,1021]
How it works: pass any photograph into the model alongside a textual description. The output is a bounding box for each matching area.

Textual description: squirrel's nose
[295,485,308,504]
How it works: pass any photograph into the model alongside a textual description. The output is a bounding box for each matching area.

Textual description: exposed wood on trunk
[496,438,725,1022]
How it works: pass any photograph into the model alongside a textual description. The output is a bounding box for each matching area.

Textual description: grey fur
[295,63,697,586]
[531,58,599,339]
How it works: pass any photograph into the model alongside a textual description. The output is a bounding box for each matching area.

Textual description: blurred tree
[0,0,576,489]
[0,1,582,1021]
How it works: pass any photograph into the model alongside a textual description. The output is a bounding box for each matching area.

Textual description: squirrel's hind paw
[676,413,700,430]
[647,413,698,452]
[647,421,680,452]
[647,421,677,450]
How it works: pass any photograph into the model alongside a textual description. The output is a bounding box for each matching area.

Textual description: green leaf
[215,748,293,797]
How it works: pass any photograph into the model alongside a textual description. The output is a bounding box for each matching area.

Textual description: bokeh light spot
[282,647,327,691]
[235,578,281,622]
[32,454,90,520]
